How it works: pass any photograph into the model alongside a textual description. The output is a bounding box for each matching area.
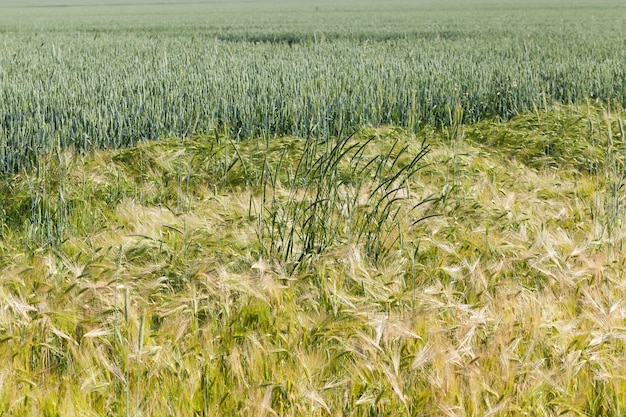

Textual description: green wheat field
[1,0,626,415]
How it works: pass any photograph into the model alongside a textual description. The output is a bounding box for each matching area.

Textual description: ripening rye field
[1,0,626,416]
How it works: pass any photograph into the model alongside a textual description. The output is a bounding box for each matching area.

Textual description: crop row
[0,24,624,174]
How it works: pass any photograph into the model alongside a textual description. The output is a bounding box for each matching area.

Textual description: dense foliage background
[1,0,624,173]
